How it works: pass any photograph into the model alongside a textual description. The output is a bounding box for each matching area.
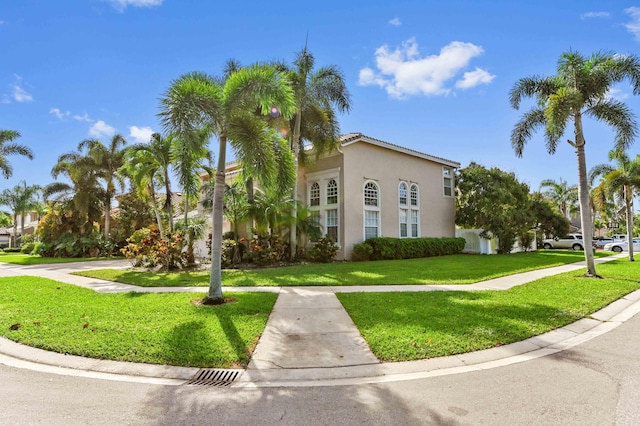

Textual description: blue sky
[3,0,640,195]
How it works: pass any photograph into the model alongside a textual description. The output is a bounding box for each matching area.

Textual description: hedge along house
[299,133,460,260]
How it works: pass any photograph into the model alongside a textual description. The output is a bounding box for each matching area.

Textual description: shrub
[247,234,288,266]
[3,247,22,253]
[351,243,373,261]
[358,237,465,260]
[518,231,535,252]
[20,242,36,254]
[221,238,246,267]
[120,228,187,271]
[309,237,339,263]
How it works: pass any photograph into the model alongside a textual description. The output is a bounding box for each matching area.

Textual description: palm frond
[511,108,546,157]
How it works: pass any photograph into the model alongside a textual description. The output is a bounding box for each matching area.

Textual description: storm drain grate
[185,368,243,387]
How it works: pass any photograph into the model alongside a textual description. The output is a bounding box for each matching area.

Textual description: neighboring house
[191,133,460,260]
[0,210,42,248]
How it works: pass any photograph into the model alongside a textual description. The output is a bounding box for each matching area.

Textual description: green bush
[120,228,187,271]
[20,242,36,254]
[359,237,465,260]
[31,242,48,255]
[3,247,22,253]
[309,237,339,263]
[351,243,373,261]
[247,234,288,266]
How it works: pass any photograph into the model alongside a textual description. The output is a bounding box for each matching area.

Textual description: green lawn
[0,276,277,368]
[0,253,118,265]
[337,259,639,362]
[74,250,612,287]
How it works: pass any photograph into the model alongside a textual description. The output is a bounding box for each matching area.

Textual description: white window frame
[305,168,341,246]
[363,180,380,240]
[443,166,454,197]
[410,184,420,237]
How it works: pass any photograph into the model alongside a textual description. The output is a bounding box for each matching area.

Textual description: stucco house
[298,133,460,259]
[192,132,460,260]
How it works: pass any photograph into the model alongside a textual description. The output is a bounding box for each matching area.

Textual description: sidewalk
[0,253,637,388]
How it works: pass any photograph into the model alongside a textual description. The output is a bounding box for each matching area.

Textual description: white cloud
[89,120,116,138]
[625,7,640,41]
[358,38,492,98]
[49,108,71,119]
[129,125,154,143]
[389,17,401,26]
[605,87,629,101]
[73,113,93,122]
[455,67,495,89]
[580,11,610,19]
[107,0,163,11]
[12,84,32,102]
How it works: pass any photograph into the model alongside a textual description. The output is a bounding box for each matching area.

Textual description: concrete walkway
[0,253,637,387]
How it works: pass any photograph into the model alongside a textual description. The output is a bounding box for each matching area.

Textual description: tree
[0,130,34,179]
[128,133,176,233]
[0,181,41,247]
[589,151,640,261]
[456,163,534,254]
[284,46,351,258]
[78,135,128,237]
[510,50,640,276]
[159,64,296,304]
[539,178,578,220]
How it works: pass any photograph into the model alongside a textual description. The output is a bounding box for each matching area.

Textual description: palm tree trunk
[164,170,174,233]
[205,133,226,304]
[624,184,635,262]
[149,184,164,237]
[289,111,302,260]
[104,197,111,237]
[574,116,597,276]
[11,214,17,248]
[20,212,25,246]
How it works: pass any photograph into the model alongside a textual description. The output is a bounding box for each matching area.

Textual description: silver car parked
[542,234,584,250]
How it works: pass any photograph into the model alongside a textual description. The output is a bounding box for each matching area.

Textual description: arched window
[310,182,320,206]
[364,181,380,239]
[410,184,419,237]
[327,179,338,204]
[399,182,407,206]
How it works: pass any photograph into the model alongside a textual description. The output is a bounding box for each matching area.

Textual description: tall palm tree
[589,151,640,261]
[285,46,351,258]
[0,130,34,178]
[0,181,41,247]
[510,50,640,277]
[539,178,578,220]
[159,64,296,304]
[129,133,175,232]
[78,134,127,237]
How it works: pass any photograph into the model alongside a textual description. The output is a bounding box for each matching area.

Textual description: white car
[541,234,584,250]
[603,238,640,253]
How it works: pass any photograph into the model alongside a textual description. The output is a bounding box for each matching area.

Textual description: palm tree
[284,46,351,258]
[0,130,34,179]
[0,181,41,247]
[78,135,127,237]
[589,151,640,261]
[45,151,105,236]
[510,50,640,277]
[539,178,578,220]
[129,133,176,233]
[121,148,165,236]
[159,64,296,304]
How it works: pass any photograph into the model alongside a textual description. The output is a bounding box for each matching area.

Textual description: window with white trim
[400,208,408,238]
[399,182,407,206]
[363,181,380,239]
[327,179,338,205]
[443,167,453,197]
[326,209,338,241]
[410,184,419,237]
[310,182,320,206]
[309,210,321,242]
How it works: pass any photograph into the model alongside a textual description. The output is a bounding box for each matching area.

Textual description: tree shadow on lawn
[340,290,584,361]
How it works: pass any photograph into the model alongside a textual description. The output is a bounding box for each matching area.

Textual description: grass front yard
[74,250,612,287]
[337,259,640,362]
[0,253,119,265]
[0,276,277,368]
